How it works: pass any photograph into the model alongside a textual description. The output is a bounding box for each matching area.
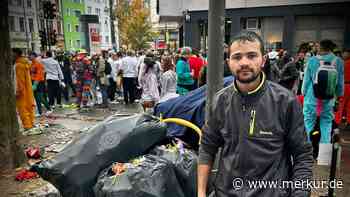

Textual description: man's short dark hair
[12,48,23,56]
[229,31,265,55]
[320,39,336,52]
[46,51,53,57]
[30,51,37,57]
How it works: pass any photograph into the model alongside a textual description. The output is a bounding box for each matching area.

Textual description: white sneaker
[45,110,53,115]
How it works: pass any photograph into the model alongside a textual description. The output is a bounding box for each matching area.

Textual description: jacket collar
[233,72,266,98]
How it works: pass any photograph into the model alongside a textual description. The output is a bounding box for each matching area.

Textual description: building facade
[149,0,179,50]
[85,0,112,51]
[159,0,350,53]
[62,0,85,51]
[8,0,41,53]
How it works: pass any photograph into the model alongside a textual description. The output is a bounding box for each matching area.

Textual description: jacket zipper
[249,109,256,136]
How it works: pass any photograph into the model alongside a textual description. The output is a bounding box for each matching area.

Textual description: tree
[115,0,155,50]
[0,0,25,170]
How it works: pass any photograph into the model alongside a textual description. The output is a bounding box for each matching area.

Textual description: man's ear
[261,54,267,68]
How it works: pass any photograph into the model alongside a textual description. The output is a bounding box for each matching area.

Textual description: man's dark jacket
[199,73,313,197]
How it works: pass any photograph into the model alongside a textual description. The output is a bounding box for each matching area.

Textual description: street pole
[205,0,225,121]
[23,0,31,53]
[109,0,116,50]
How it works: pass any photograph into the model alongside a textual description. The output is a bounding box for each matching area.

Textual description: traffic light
[48,3,57,19]
[43,1,56,19]
[39,30,47,48]
[49,30,57,45]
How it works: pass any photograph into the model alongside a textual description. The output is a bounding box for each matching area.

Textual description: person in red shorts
[335,48,350,127]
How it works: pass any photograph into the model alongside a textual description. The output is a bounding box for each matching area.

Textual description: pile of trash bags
[32,114,198,197]
[94,145,197,197]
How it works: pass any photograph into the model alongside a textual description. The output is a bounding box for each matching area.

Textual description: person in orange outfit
[30,52,50,115]
[13,48,35,129]
[335,48,350,126]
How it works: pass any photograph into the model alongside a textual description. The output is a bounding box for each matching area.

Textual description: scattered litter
[28,183,61,197]
[111,163,126,176]
[80,126,91,133]
[113,113,134,117]
[22,127,43,136]
[26,147,41,159]
[15,169,39,181]
[45,140,72,153]
[62,103,79,110]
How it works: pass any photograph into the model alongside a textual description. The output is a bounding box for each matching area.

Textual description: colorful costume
[302,53,344,143]
[16,57,35,129]
[176,59,194,95]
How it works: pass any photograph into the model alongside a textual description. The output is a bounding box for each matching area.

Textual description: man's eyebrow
[230,52,241,56]
[231,51,258,56]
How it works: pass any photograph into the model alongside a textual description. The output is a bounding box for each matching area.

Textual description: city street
[0,100,144,196]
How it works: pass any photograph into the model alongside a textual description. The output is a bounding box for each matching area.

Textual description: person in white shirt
[107,52,117,101]
[41,51,64,107]
[119,50,138,104]
[159,55,178,103]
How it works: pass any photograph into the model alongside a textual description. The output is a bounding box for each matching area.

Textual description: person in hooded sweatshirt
[13,48,35,130]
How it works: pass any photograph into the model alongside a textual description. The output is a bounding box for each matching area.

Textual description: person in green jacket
[176,47,194,95]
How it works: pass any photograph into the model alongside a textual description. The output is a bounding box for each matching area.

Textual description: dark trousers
[122,77,136,104]
[108,78,116,101]
[47,79,61,106]
[33,82,50,114]
[62,80,76,102]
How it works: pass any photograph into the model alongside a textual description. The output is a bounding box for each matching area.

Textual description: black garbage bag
[150,146,198,197]
[94,155,185,197]
[32,114,167,197]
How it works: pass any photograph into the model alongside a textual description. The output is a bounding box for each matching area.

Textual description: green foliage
[115,0,155,50]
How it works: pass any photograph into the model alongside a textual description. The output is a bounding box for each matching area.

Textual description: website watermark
[232,177,343,190]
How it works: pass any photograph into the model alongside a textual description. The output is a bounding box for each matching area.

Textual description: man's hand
[198,163,212,197]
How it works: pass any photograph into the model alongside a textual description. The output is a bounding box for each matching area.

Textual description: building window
[40,19,45,30]
[27,0,32,8]
[67,23,71,32]
[66,8,70,16]
[105,36,109,43]
[57,21,62,34]
[105,20,108,30]
[9,16,15,32]
[76,40,81,48]
[95,8,100,16]
[75,24,79,32]
[19,17,25,32]
[16,0,22,6]
[74,10,81,17]
[28,18,34,32]
[246,18,258,30]
[87,6,92,14]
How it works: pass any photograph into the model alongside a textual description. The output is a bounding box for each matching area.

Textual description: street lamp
[184,9,190,22]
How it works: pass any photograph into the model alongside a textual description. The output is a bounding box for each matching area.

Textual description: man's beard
[235,69,261,84]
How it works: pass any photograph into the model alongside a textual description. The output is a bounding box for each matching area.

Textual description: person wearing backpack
[302,39,344,144]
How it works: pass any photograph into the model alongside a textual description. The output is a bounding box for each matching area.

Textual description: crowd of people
[13,38,350,144]
[13,46,209,131]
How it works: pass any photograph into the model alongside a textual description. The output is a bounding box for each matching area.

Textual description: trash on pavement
[26,147,41,159]
[22,127,44,136]
[94,155,185,197]
[29,183,61,197]
[32,114,167,197]
[150,145,198,197]
[15,169,39,181]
